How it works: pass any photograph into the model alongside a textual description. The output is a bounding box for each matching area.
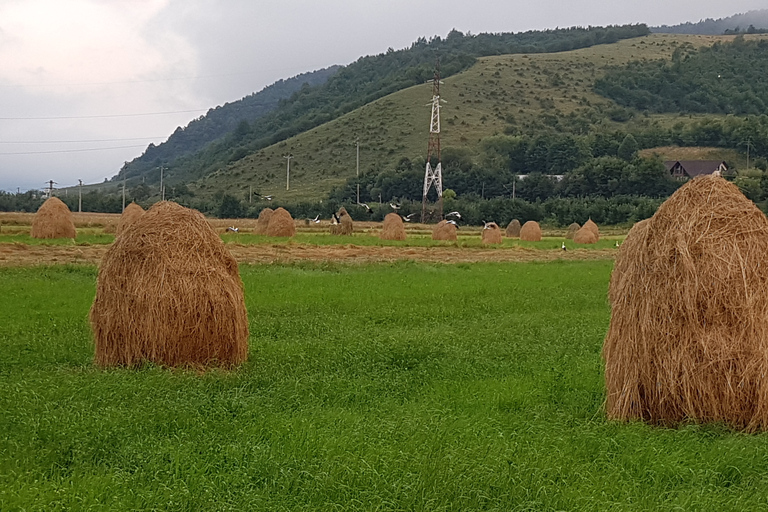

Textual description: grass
[2,262,768,510]
[0,232,115,245]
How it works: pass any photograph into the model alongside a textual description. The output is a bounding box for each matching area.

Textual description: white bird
[446,219,459,229]
[226,226,239,233]
[358,202,372,213]
[562,242,567,251]
[615,241,620,248]
[446,211,461,219]
[390,202,401,210]
[482,220,494,230]
[402,213,418,222]
[331,213,340,225]
[309,215,320,223]
[262,195,273,201]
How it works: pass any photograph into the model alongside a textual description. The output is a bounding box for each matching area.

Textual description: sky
[0,0,765,192]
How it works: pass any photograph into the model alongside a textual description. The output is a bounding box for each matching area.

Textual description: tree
[218,194,244,218]
[617,134,639,161]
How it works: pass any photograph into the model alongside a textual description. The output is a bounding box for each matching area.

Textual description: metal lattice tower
[421,62,444,223]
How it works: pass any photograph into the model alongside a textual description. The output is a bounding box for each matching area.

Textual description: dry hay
[115,202,145,237]
[506,219,521,237]
[519,220,541,241]
[572,226,598,244]
[90,201,248,368]
[254,207,274,234]
[604,175,768,432]
[380,212,406,240]
[266,207,296,237]
[337,207,354,235]
[481,222,503,244]
[31,197,76,239]
[583,218,600,240]
[565,222,580,239]
[432,220,457,241]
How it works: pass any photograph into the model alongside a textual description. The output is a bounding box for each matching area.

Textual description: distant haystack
[266,207,295,237]
[481,222,502,244]
[254,208,274,234]
[90,201,248,369]
[432,220,457,241]
[115,202,145,237]
[583,218,599,241]
[506,219,521,238]
[31,197,76,239]
[565,222,580,240]
[573,226,598,244]
[380,212,406,240]
[519,220,541,241]
[331,207,354,235]
[604,175,768,432]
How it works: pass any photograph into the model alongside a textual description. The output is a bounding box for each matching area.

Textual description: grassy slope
[193,33,752,203]
[2,263,768,509]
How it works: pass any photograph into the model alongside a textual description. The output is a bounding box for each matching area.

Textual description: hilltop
[652,9,768,35]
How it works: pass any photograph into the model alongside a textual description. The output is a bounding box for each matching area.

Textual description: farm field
[2,262,768,510]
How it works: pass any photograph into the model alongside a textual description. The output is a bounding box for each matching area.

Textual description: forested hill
[116,23,649,185]
[652,10,768,35]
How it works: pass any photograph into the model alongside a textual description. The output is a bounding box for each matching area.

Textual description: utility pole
[159,166,164,201]
[78,179,83,213]
[421,59,444,223]
[249,185,253,204]
[284,154,292,191]
[122,174,126,212]
[356,138,360,204]
[46,180,56,198]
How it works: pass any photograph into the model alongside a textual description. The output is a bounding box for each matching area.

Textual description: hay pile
[481,222,502,244]
[583,218,599,241]
[573,226,598,244]
[604,175,768,431]
[90,201,248,368]
[506,219,521,237]
[432,220,457,241]
[331,207,354,235]
[565,222,580,239]
[380,212,406,240]
[115,202,145,237]
[519,220,541,241]
[254,208,274,234]
[266,207,296,237]
[31,197,76,239]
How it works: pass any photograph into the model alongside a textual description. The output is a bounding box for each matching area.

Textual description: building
[664,160,728,179]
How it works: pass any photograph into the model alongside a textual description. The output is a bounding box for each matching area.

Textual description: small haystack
[565,222,580,239]
[254,207,274,234]
[266,207,296,237]
[115,202,145,237]
[432,220,457,241]
[333,207,354,235]
[380,212,406,240]
[90,201,248,368]
[519,220,541,241]
[604,175,768,431]
[572,226,598,244]
[506,219,521,238]
[31,197,76,239]
[583,218,600,240]
[481,222,503,244]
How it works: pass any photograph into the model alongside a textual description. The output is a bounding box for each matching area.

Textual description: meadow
[2,261,768,510]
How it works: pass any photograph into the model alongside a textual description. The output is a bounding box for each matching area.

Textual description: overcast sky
[0,0,765,192]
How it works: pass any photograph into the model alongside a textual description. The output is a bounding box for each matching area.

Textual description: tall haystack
[519,220,541,241]
[604,175,768,431]
[572,226,598,244]
[565,222,580,239]
[432,220,457,241]
[481,222,503,244]
[115,202,145,237]
[583,218,599,240]
[90,201,248,368]
[254,208,274,234]
[266,207,296,237]
[380,212,406,240]
[31,197,76,239]
[337,207,354,235]
[506,219,521,238]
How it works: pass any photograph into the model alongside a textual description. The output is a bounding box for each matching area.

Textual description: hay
[519,220,541,241]
[432,220,457,241]
[380,212,406,240]
[565,222,580,239]
[115,202,145,237]
[338,207,354,235]
[254,208,274,234]
[31,197,76,239]
[506,219,521,237]
[583,218,600,240]
[266,207,296,237]
[90,201,248,368]
[604,175,768,431]
[572,226,598,244]
[481,222,503,244]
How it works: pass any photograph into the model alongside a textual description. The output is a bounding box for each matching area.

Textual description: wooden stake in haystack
[90,201,249,368]
[604,175,768,432]
[31,197,76,239]
[380,212,406,240]
[115,202,145,237]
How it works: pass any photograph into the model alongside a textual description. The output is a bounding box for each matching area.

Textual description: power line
[0,136,165,144]
[0,144,146,155]
[0,70,274,89]
[0,109,208,120]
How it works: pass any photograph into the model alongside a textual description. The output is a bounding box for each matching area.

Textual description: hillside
[652,9,768,35]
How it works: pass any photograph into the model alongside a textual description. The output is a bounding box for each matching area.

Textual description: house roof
[664,160,727,178]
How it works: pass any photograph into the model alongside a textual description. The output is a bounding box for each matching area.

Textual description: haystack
[115,202,145,237]
[583,218,599,240]
[519,220,541,241]
[481,222,502,244]
[31,197,76,239]
[380,212,406,240]
[266,207,296,237]
[254,207,274,234]
[506,219,521,238]
[90,201,248,368]
[572,226,598,244]
[432,220,457,241]
[336,207,354,235]
[565,222,580,239]
[604,175,768,431]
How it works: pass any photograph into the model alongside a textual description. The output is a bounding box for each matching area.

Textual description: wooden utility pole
[284,155,293,191]
[78,179,83,213]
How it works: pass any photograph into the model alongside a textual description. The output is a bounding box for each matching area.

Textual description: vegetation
[651,9,768,35]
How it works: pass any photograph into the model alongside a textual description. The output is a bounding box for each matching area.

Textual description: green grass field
[2,262,768,510]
